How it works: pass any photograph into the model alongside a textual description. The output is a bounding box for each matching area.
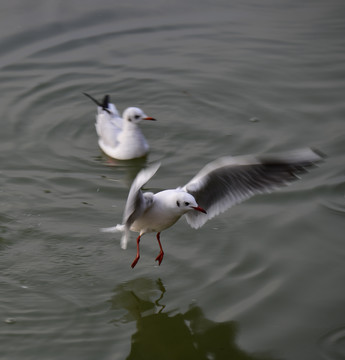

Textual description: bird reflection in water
[109,278,279,360]
[94,155,151,189]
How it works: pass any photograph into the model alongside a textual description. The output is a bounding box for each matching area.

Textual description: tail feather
[100,224,125,233]
[100,224,130,250]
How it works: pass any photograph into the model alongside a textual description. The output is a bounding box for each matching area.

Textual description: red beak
[192,206,207,214]
[143,116,156,121]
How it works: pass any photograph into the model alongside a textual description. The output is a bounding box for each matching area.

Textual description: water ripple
[320,175,345,217]
[319,326,345,360]
[0,1,344,359]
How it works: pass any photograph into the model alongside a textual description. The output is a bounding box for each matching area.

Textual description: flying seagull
[102,148,324,268]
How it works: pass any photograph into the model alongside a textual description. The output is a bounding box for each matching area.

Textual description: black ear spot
[176,201,180,207]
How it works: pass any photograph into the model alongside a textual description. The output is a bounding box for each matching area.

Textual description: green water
[1,1,344,359]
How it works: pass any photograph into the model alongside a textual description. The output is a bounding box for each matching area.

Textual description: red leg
[131,235,141,268]
[155,232,164,265]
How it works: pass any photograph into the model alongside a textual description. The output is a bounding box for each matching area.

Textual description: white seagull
[102,148,324,268]
[84,93,156,160]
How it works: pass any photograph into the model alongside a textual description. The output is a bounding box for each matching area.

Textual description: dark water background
[1,1,344,359]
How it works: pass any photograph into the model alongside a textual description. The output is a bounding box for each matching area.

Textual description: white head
[122,107,156,124]
[171,191,207,216]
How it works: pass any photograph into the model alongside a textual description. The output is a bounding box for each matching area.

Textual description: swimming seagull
[102,148,324,268]
[83,93,156,160]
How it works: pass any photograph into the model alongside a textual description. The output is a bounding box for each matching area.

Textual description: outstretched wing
[183,148,324,229]
[120,162,160,249]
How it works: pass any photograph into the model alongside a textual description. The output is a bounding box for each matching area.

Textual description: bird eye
[184,202,190,206]
[176,201,180,207]
[134,115,140,119]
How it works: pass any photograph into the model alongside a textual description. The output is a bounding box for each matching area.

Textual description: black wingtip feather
[310,147,327,160]
[101,95,110,109]
[83,92,101,106]
[83,93,111,114]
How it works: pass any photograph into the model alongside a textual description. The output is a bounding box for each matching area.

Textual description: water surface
[1,1,344,359]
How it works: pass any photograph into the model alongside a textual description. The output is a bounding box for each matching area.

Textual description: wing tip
[310,147,327,161]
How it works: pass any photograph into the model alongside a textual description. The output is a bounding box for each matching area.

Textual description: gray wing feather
[183,148,324,229]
